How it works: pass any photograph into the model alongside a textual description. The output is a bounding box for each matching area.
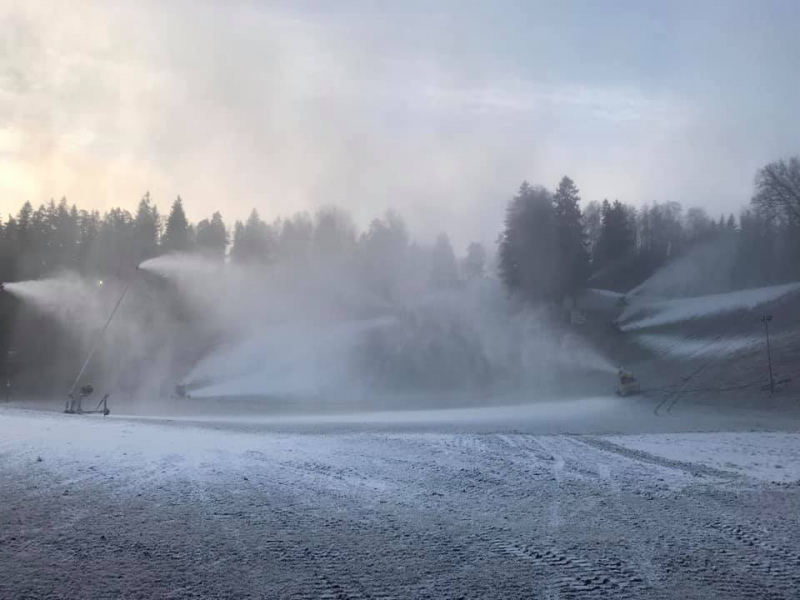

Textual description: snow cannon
[616,367,641,397]
[65,383,110,415]
[0,282,4,292]
[65,383,94,413]
[63,279,133,417]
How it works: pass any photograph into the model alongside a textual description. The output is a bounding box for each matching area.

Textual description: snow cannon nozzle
[0,282,5,292]
[615,368,640,397]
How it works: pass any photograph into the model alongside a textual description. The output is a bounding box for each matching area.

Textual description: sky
[1,0,799,248]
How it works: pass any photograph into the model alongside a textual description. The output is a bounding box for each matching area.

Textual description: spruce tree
[133,192,161,262]
[553,176,590,300]
[196,211,229,258]
[462,242,487,280]
[162,196,192,253]
[277,212,313,264]
[498,181,560,303]
[231,209,276,263]
[430,232,459,290]
[595,199,635,271]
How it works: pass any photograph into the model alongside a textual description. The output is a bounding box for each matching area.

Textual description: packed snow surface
[635,333,763,359]
[4,403,800,598]
[607,432,800,484]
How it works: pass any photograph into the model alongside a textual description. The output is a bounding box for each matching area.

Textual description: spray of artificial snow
[139,253,616,399]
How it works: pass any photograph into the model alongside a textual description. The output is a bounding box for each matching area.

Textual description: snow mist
[4,271,189,401]
[139,252,615,404]
[4,274,124,341]
[621,283,800,332]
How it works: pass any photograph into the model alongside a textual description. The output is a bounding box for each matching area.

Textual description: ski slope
[634,332,765,360]
[3,407,800,599]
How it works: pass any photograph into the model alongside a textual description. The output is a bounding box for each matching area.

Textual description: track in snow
[3,411,800,599]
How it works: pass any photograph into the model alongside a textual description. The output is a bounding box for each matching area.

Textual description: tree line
[0,194,482,306]
[0,196,475,392]
[498,157,800,302]
[0,155,798,302]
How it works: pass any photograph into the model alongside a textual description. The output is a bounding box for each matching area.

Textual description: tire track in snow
[574,436,739,479]
[6,423,800,599]
[224,448,450,599]
[488,538,649,598]
[187,464,400,600]
[704,519,800,590]
[533,436,566,530]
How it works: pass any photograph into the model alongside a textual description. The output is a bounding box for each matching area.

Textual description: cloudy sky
[1,0,799,247]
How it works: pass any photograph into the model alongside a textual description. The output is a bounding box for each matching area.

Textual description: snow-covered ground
[3,404,800,599]
[635,332,765,359]
[608,432,800,484]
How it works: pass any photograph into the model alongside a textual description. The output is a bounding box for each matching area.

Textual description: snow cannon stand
[65,383,110,416]
[62,274,135,417]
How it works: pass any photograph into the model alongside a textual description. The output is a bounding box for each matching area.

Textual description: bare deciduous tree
[753,157,800,224]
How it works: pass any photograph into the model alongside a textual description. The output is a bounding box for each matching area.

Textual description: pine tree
[230,209,276,263]
[359,210,410,302]
[133,192,161,262]
[92,208,136,275]
[66,203,80,268]
[77,210,100,269]
[161,196,192,253]
[462,242,487,280]
[50,198,79,270]
[277,212,313,264]
[582,201,603,263]
[430,232,459,290]
[498,182,560,303]
[2,215,17,280]
[0,218,6,278]
[595,199,635,271]
[231,221,246,262]
[196,211,228,258]
[15,202,33,253]
[29,203,53,276]
[553,176,590,300]
[313,206,357,260]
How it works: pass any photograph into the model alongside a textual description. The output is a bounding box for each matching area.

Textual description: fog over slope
[138,252,614,401]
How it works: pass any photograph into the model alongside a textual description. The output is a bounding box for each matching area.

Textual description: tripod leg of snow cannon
[66,278,132,416]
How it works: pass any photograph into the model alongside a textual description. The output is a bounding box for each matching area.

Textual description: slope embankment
[581,283,800,414]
